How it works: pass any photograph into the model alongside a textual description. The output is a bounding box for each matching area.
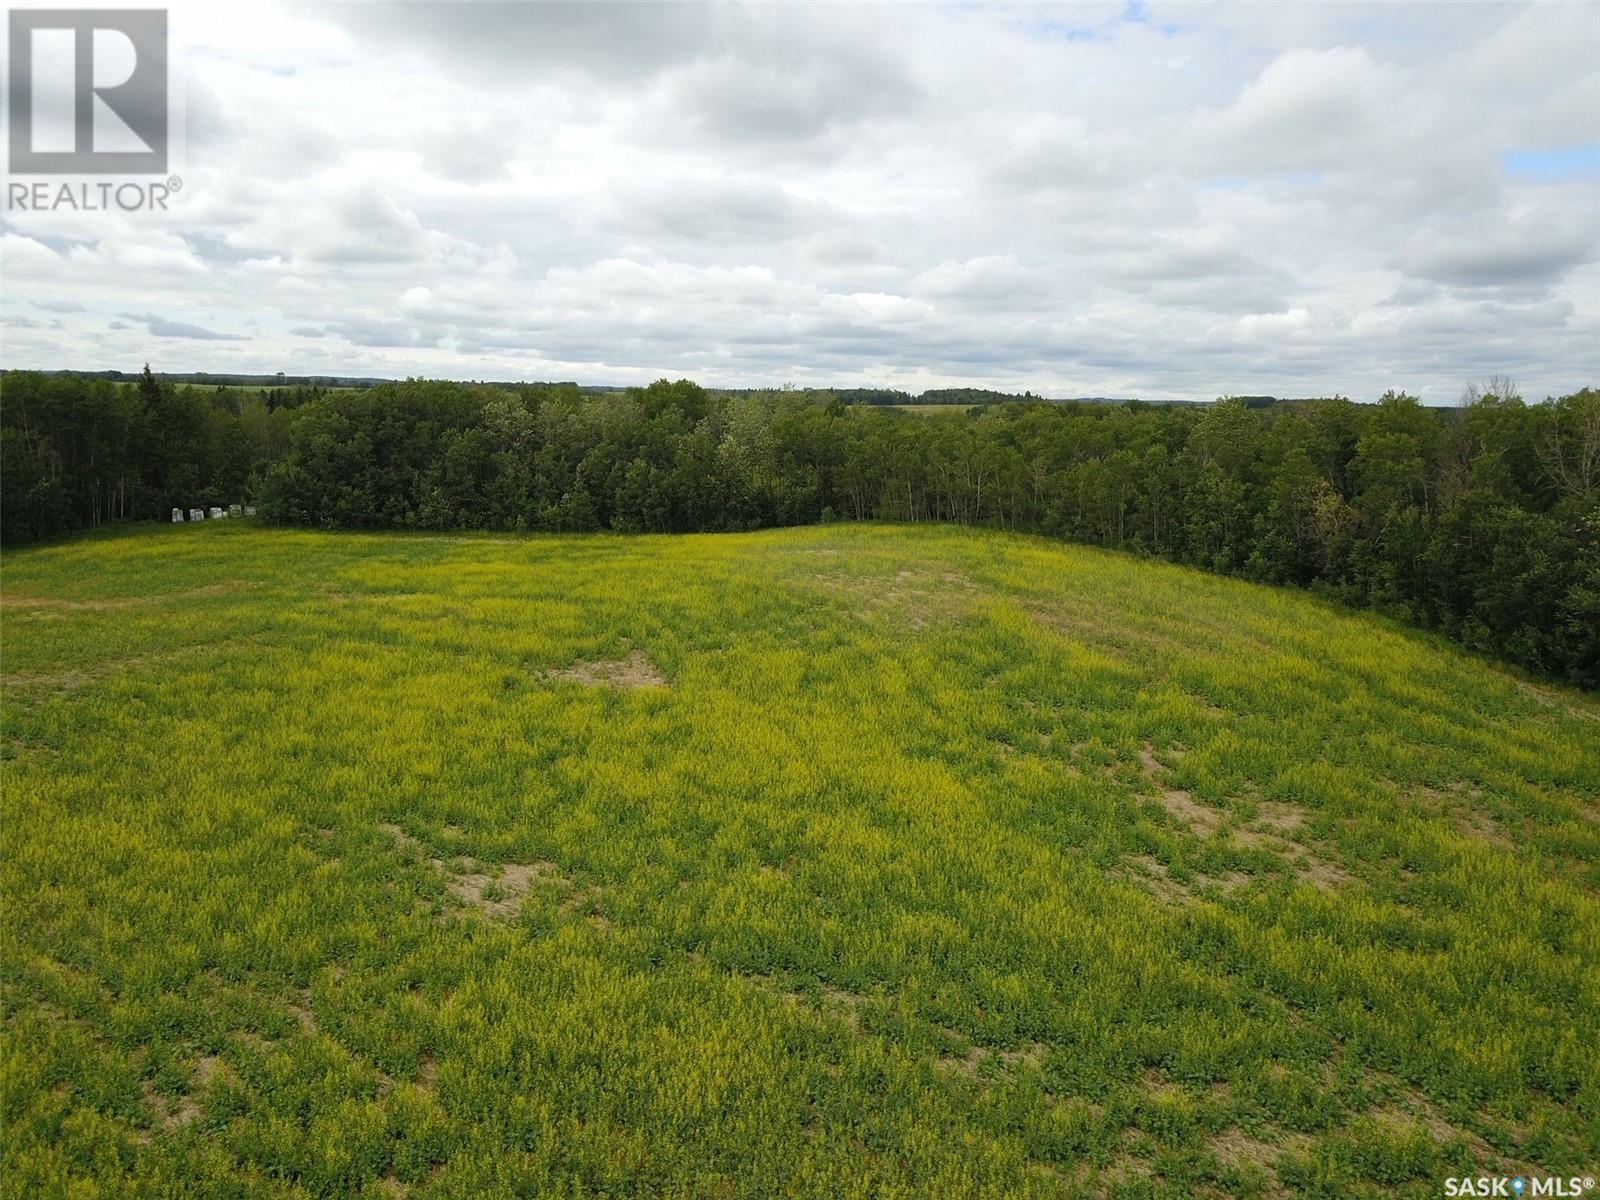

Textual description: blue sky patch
[1502,146,1600,180]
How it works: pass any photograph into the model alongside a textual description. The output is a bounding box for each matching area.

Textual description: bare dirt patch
[819,983,865,1012]
[740,973,871,1031]
[997,1042,1048,1069]
[444,859,564,920]
[1139,1066,1189,1100]
[2,645,217,692]
[1138,744,1223,837]
[809,567,979,631]
[1135,747,1351,890]
[1361,1072,1530,1172]
[2,581,253,614]
[1116,853,1248,902]
[1411,783,1515,848]
[547,650,667,689]
[1094,1153,1154,1198]
[1208,1125,1313,1196]
[141,1054,228,1136]
[1242,801,1353,889]
[937,1039,1049,1078]
[1294,851,1354,890]
[939,1045,989,1077]
[286,998,319,1034]
[1029,604,1210,665]
[1254,801,1308,834]
[3,667,106,689]
[142,1080,201,1133]
[1512,677,1600,723]
[809,982,869,1030]
[381,823,588,923]
[1454,807,1511,847]
[1117,855,1194,903]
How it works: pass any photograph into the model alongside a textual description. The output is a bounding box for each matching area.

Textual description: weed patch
[546,650,667,689]
[3,524,1596,1198]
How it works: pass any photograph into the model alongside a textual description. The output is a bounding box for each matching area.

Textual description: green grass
[881,403,977,416]
[184,385,362,396]
[3,522,1598,1198]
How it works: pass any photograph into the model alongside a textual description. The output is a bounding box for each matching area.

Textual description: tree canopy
[4,370,1596,688]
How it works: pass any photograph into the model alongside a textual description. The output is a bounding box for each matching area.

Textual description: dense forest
[3,367,1596,688]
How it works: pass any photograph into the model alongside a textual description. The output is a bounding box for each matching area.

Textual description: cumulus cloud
[324,1,718,83]
[1186,47,1406,174]
[119,312,248,341]
[1,0,1595,400]
[319,316,440,349]
[1401,206,1598,288]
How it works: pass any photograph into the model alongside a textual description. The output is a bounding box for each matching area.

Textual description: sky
[2,0,1597,402]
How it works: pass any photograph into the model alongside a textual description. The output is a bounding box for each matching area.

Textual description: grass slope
[3,523,1598,1199]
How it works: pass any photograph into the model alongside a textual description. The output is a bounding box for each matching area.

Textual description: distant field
[182,384,363,395]
[883,402,981,416]
[3,524,1597,1198]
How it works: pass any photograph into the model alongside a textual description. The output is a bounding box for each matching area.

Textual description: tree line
[3,367,1596,688]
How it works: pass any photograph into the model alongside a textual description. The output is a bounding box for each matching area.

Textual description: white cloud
[1187,47,1405,173]
[1,0,1595,400]
[1401,203,1598,288]
[1239,308,1312,340]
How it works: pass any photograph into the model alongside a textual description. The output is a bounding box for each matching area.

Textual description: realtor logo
[8,8,168,173]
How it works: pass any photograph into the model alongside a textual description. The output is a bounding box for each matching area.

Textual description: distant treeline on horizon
[23,369,1325,408]
[3,367,1596,688]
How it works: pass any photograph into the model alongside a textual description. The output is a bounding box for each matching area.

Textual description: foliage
[0,366,291,542]
[3,523,1598,1197]
[4,372,1597,686]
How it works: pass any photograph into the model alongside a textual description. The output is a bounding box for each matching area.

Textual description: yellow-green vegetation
[883,402,977,416]
[3,522,1598,1198]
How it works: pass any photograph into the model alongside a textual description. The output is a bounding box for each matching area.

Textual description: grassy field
[3,523,1598,1198]
[183,385,363,397]
[881,403,978,416]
